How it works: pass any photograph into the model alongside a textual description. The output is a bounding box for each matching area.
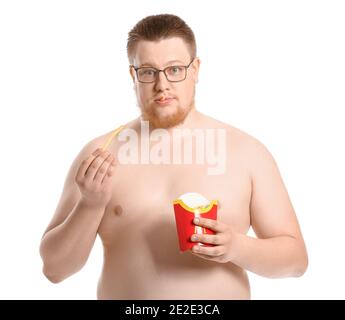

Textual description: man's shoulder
[229,126,264,151]
[203,115,263,149]
[77,127,122,159]
[83,118,139,153]
[224,124,277,177]
[83,130,114,152]
[204,115,273,167]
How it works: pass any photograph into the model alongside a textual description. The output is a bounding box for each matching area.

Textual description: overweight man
[39,14,308,299]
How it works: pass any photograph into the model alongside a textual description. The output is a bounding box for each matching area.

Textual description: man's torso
[96,117,253,299]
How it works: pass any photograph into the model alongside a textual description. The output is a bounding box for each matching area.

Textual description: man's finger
[193,217,228,233]
[94,154,113,184]
[192,244,225,257]
[191,233,223,245]
[75,148,102,180]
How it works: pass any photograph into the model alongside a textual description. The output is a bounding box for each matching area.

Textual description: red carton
[173,193,218,252]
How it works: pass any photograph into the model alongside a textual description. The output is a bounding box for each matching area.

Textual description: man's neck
[136,105,205,136]
[165,107,203,133]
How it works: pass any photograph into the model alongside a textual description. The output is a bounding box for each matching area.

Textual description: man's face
[130,37,200,129]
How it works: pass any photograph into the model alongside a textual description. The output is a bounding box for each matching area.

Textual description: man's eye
[168,66,183,74]
[140,69,155,76]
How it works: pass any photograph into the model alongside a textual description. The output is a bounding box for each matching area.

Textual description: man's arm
[230,139,308,278]
[39,137,114,283]
[40,198,106,283]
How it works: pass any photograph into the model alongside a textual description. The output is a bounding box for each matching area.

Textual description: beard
[140,101,193,129]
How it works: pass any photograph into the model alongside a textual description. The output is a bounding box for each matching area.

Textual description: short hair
[127,14,197,64]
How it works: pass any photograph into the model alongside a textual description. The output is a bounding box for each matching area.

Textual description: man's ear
[192,57,201,83]
[129,66,136,83]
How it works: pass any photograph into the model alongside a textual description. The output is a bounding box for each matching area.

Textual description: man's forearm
[229,232,308,278]
[39,199,106,283]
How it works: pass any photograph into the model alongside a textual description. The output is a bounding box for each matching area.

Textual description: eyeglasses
[130,58,195,83]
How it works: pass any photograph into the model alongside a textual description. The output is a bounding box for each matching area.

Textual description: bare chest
[98,161,252,247]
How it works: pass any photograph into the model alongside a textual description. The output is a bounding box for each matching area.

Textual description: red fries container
[173,195,218,252]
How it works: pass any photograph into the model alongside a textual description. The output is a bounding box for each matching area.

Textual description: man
[39,14,308,299]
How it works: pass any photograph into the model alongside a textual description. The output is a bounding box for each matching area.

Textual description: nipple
[114,205,123,216]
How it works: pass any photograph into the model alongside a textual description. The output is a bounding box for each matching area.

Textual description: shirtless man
[39,14,308,299]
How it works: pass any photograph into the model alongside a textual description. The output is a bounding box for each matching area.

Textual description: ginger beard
[139,96,194,129]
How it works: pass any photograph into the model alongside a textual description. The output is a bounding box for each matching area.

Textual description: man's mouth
[154,96,175,106]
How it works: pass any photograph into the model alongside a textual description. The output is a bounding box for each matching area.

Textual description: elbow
[42,264,66,284]
[292,249,309,278]
[272,245,308,279]
[39,239,87,284]
[295,257,308,277]
[40,249,68,284]
[41,257,85,284]
[40,244,65,284]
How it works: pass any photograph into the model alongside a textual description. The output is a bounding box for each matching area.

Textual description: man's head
[127,14,200,129]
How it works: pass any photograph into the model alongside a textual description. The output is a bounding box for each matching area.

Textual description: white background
[0,0,344,299]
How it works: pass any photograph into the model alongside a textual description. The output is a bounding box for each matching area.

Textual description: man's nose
[154,71,170,91]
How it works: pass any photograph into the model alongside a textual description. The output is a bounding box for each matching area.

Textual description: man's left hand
[191,217,234,263]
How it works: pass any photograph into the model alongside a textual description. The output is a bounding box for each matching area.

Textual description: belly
[97,220,250,300]
[96,162,252,299]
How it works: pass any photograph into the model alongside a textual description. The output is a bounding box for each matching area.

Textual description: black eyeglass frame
[130,58,195,83]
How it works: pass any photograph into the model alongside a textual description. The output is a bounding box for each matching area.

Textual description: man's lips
[154,96,175,101]
[154,97,175,105]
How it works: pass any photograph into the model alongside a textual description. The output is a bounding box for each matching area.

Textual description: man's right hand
[75,148,116,208]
